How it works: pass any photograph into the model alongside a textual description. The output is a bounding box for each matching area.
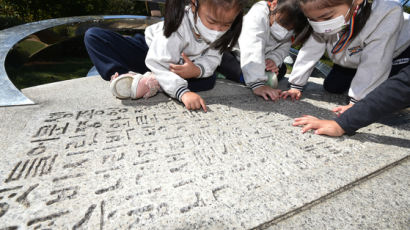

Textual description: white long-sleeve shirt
[237,1,292,89]
[289,0,410,103]
[144,7,222,101]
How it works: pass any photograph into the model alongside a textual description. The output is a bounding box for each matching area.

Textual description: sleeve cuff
[349,97,358,104]
[290,83,304,91]
[195,63,205,78]
[248,81,266,90]
[176,86,190,102]
[334,118,355,136]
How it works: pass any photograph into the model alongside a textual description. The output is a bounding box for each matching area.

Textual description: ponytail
[164,0,188,37]
[293,26,312,46]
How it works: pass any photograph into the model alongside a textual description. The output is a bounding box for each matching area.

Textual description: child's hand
[281,88,302,101]
[253,86,282,101]
[265,59,279,74]
[293,115,345,136]
[332,103,354,116]
[181,92,207,112]
[170,53,201,79]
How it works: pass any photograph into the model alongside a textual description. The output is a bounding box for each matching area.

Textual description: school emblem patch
[348,46,363,56]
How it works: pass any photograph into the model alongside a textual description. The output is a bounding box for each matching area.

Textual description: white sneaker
[110,71,160,99]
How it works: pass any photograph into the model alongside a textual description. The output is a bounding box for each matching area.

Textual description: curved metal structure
[1,13,331,107]
[0,15,161,107]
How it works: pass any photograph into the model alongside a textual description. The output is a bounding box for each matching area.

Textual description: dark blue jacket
[335,65,410,135]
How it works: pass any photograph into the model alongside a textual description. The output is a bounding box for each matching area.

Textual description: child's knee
[323,78,347,94]
[84,27,105,44]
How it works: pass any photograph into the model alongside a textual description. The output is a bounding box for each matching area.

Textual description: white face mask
[188,8,227,44]
[308,1,354,35]
[270,21,293,41]
[196,14,227,43]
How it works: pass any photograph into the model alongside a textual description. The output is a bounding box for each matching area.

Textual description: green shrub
[2,0,149,23]
[0,15,24,30]
[404,5,410,14]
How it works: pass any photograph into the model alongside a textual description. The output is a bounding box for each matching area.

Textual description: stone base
[0,76,408,229]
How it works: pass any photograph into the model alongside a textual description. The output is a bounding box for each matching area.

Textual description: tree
[2,0,118,22]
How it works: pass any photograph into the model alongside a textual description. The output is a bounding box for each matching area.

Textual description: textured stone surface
[267,160,410,230]
[0,76,409,229]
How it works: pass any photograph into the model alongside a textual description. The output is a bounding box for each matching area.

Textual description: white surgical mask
[188,8,227,44]
[196,14,227,43]
[270,21,293,41]
[308,1,355,35]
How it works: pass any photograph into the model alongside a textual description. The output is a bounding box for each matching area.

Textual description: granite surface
[267,159,410,230]
[0,76,409,229]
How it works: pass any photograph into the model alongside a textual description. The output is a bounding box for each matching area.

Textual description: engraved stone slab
[0,76,409,229]
[268,160,410,229]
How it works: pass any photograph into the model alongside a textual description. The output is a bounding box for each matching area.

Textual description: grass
[320,57,334,68]
[8,39,48,64]
[5,34,93,89]
[16,39,47,55]
[286,57,334,75]
[7,57,93,89]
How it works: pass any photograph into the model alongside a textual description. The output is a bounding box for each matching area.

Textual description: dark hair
[299,0,372,43]
[270,0,309,45]
[163,0,247,53]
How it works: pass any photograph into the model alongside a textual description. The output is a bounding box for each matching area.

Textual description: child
[84,0,246,111]
[217,0,308,101]
[293,65,410,136]
[281,0,410,114]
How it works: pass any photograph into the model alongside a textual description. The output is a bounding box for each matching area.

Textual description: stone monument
[0,15,409,230]
[0,75,409,229]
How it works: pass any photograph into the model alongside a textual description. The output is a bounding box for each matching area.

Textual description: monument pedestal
[0,76,409,229]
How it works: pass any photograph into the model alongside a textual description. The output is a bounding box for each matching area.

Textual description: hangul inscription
[75,121,102,133]
[65,133,98,150]
[1,102,262,228]
[46,186,79,206]
[126,202,170,228]
[26,143,47,156]
[32,123,69,139]
[75,109,105,120]
[135,114,158,126]
[108,120,130,129]
[44,112,74,122]
[105,130,127,144]
[106,108,128,117]
[5,155,58,183]
[0,183,39,216]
